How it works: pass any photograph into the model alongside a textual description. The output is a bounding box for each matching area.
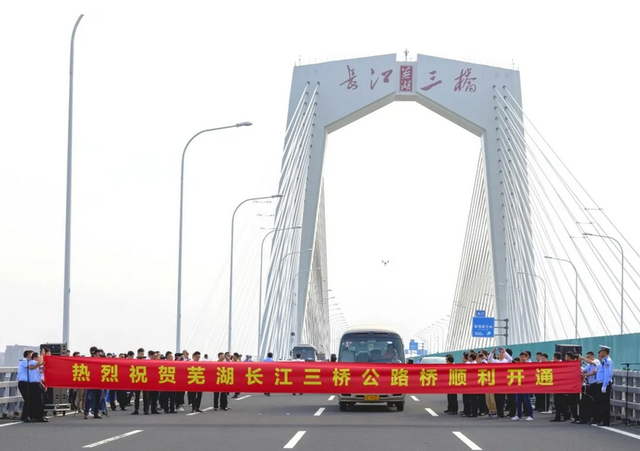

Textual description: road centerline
[453,431,482,450]
[284,431,306,449]
[83,430,143,448]
[314,408,325,416]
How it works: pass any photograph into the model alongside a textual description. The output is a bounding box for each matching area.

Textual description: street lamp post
[545,256,579,338]
[258,226,301,357]
[518,272,548,341]
[583,233,625,334]
[175,121,252,353]
[292,267,320,338]
[229,194,282,352]
[428,328,439,353]
[62,13,84,347]
[332,320,347,355]
[434,322,447,352]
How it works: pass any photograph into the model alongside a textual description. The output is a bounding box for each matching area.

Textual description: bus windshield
[339,332,405,363]
[292,346,317,361]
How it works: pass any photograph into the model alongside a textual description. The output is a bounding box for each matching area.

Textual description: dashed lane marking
[284,431,306,449]
[186,407,213,416]
[328,395,335,401]
[411,396,420,402]
[425,408,439,417]
[453,431,482,451]
[83,430,143,448]
[314,408,325,416]
[235,395,251,400]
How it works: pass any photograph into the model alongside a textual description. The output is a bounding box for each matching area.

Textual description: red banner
[42,357,582,394]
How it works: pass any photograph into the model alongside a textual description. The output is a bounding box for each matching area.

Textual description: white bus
[337,326,406,411]
[291,343,318,361]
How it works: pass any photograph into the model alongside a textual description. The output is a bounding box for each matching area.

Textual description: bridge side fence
[0,367,23,419]
[612,368,640,425]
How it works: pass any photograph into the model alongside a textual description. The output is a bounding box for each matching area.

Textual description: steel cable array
[445,87,640,352]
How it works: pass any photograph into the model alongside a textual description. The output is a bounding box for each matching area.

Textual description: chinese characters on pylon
[338,64,479,94]
[340,65,395,91]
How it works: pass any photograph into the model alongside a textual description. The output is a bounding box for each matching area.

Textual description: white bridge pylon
[260,54,538,360]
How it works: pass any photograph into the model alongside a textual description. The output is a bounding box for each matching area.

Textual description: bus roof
[292,343,316,349]
[340,325,402,336]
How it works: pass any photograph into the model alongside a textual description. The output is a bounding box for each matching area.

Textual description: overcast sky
[1,1,639,358]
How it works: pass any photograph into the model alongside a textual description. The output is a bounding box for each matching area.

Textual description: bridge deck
[0,394,638,450]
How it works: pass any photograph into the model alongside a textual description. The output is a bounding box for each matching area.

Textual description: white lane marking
[411,395,420,402]
[284,431,306,449]
[83,430,143,448]
[453,431,482,451]
[328,395,335,401]
[425,408,439,417]
[0,422,22,428]
[187,406,213,416]
[313,408,325,416]
[593,425,640,440]
[235,395,251,400]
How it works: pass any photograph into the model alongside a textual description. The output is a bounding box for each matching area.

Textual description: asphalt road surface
[1,394,638,450]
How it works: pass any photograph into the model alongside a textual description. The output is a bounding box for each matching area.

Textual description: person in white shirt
[513,352,533,421]
[489,347,511,418]
[292,353,304,396]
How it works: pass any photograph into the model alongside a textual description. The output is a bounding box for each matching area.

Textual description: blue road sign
[475,310,486,317]
[472,317,495,337]
[409,340,418,351]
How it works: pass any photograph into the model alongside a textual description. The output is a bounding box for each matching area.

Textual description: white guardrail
[0,367,24,419]
[612,368,640,425]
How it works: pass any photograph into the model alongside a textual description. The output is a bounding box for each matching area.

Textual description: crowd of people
[442,345,614,426]
[17,344,615,426]
[69,347,264,419]
[17,346,263,423]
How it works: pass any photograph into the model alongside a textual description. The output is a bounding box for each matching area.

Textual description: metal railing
[612,365,640,425]
[0,367,23,419]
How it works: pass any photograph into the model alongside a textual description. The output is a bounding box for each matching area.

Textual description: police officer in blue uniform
[594,345,613,426]
[578,351,600,424]
[17,349,44,422]
[28,352,48,422]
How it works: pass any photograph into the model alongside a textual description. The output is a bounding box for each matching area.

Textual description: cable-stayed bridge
[182,54,639,360]
[253,53,640,360]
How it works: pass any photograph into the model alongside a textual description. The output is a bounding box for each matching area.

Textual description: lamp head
[236,121,253,127]
[582,233,593,237]
[544,256,553,259]
[272,194,283,198]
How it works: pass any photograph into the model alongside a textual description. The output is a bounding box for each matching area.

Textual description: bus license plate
[364,395,380,401]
